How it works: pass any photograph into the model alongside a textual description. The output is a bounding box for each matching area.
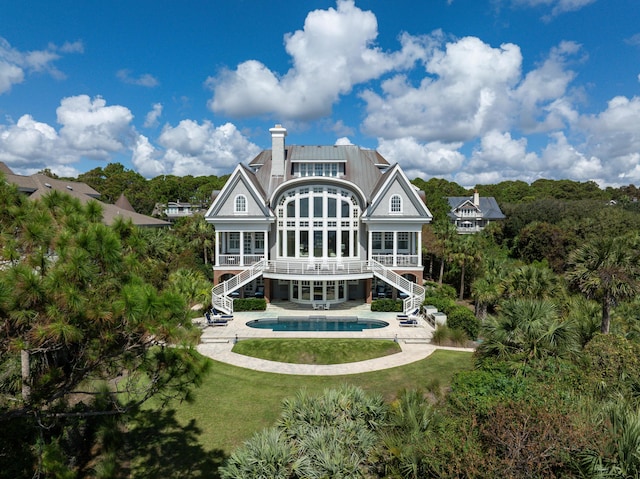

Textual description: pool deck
[195,301,475,375]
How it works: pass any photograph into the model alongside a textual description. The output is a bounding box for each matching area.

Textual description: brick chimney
[269,124,287,177]
[473,190,480,207]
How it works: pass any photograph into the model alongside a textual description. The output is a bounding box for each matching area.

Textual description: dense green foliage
[0,180,211,476]
[13,167,640,477]
[75,163,228,216]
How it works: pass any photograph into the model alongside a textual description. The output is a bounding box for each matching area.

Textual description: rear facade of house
[205,125,433,314]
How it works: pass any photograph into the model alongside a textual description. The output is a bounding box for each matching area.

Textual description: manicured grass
[173,349,473,455]
[232,338,402,364]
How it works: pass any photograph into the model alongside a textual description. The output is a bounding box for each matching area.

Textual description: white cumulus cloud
[156,120,260,176]
[57,95,135,159]
[377,137,466,179]
[206,0,425,120]
[362,36,522,142]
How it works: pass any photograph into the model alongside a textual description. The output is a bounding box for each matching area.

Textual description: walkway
[195,301,475,376]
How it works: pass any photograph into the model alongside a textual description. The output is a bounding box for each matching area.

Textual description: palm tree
[471,274,503,322]
[448,235,483,301]
[566,234,640,334]
[477,298,579,364]
[432,219,457,286]
[504,263,564,300]
[188,215,215,265]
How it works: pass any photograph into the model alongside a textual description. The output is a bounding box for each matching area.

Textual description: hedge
[371,299,403,312]
[233,298,267,311]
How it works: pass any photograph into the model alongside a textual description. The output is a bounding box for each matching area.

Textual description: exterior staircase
[211,259,267,314]
[368,259,425,314]
[211,258,425,315]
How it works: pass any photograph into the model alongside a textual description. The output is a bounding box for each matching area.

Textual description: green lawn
[174,348,473,454]
[130,347,472,477]
[231,338,402,364]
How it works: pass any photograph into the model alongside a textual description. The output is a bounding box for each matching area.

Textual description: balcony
[370,254,420,267]
[264,259,370,278]
[217,254,265,267]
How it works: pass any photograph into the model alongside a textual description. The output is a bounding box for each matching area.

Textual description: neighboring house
[446,191,505,234]
[205,125,433,314]
[152,201,205,221]
[1,163,170,227]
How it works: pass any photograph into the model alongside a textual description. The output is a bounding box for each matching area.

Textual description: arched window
[390,194,402,213]
[234,194,247,213]
[276,186,360,259]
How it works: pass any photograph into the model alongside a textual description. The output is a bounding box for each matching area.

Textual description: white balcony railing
[264,259,370,276]
[218,254,265,267]
[371,254,420,267]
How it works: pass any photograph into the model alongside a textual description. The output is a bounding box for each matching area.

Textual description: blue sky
[1,0,639,187]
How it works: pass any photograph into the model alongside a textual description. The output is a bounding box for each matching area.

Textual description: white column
[367,229,372,262]
[417,230,422,267]
[239,231,245,266]
[393,231,398,267]
[264,230,269,261]
[215,230,220,266]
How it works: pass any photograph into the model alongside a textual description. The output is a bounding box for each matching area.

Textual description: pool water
[246,316,388,332]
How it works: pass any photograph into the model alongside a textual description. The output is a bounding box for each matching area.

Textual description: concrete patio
[194,301,476,376]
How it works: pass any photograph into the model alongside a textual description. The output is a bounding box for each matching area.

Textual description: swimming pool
[246,316,389,332]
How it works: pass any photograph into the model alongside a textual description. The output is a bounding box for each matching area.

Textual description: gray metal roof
[248,145,390,202]
[290,145,348,162]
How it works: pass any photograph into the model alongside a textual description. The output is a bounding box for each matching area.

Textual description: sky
[1,0,639,188]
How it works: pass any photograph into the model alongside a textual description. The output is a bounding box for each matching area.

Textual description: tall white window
[234,194,247,213]
[390,195,402,213]
[276,185,360,259]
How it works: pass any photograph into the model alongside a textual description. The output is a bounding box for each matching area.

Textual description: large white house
[204,125,432,314]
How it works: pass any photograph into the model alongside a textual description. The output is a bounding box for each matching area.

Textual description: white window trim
[390,194,402,214]
[234,194,248,214]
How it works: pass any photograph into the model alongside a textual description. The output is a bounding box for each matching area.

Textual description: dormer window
[390,195,402,213]
[234,194,247,214]
[295,162,343,178]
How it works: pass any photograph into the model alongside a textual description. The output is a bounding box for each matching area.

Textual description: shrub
[371,299,403,312]
[448,328,469,346]
[578,333,640,401]
[447,306,480,340]
[233,298,267,311]
[431,325,450,345]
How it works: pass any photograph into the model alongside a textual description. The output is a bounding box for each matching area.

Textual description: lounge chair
[205,312,225,326]
[397,308,420,320]
[207,311,232,324]
[211,308,233,318]
[399,319,419,327]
